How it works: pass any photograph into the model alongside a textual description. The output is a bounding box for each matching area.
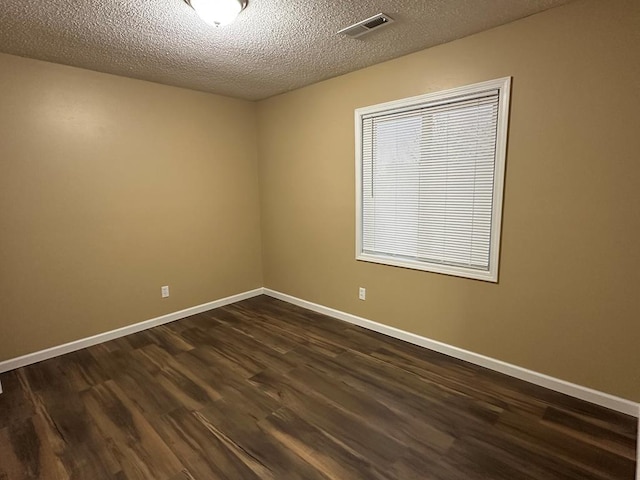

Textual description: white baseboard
[264,288,640,418]
[0,288,264,375]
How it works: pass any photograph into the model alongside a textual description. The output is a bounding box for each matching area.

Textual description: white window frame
[355,77,511,282]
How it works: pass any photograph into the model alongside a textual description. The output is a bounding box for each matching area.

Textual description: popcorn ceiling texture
[0,0,571,100]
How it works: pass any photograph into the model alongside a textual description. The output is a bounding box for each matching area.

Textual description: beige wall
[0,53,263,360]
[257,0,640,401]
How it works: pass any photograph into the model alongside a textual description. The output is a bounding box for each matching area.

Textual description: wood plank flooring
[0,295,637,479]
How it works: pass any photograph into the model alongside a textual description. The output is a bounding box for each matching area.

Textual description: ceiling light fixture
[187,0,247,26]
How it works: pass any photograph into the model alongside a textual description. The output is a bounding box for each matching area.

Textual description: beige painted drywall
[257,0,640,401]
[0,53,263,360]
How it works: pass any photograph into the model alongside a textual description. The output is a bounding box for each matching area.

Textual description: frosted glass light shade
[189,0,246,26]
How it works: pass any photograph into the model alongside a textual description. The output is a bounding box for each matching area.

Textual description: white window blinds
[356,78,510,282]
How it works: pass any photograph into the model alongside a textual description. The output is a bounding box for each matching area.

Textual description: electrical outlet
[161,285,170,298]
[359,287,366,300]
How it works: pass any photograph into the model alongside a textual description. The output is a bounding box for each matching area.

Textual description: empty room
[0,0,638,478]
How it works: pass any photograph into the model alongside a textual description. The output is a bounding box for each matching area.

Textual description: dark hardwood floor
[0,295,637,479]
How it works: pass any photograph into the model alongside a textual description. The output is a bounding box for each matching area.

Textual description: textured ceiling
[0,0,572,100]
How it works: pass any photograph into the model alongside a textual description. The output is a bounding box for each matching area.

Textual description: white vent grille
[338,13,394,38]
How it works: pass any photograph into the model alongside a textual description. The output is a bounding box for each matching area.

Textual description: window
[355,77,511,282]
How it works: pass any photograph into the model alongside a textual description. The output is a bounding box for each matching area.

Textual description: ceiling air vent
[337,13,394,39]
